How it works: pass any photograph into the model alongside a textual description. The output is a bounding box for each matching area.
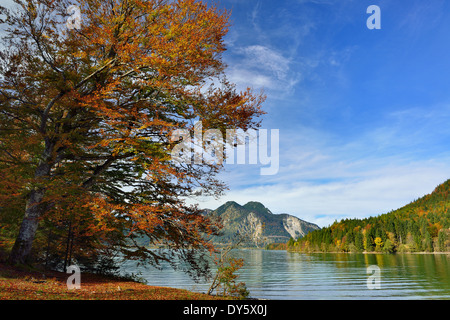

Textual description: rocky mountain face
[206,201,320,247]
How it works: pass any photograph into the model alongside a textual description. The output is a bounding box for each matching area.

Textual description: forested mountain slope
[289,180,450,253]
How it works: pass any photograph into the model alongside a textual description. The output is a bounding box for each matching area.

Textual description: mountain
[291,179,450,253]
[206,201,320,247]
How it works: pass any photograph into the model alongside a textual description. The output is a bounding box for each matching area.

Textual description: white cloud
[192,159,450,228]
[225,45,301,95]
[188,115,450,228]
[239,45,291,80]
[226,67,273,89]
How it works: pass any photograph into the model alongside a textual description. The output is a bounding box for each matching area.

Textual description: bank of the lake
[0,263,229,300]
[286,249,450,255]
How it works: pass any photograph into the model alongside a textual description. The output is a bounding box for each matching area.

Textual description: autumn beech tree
[0,0,264,275]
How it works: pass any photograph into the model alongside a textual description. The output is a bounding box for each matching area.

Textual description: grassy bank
[0,263,228,300]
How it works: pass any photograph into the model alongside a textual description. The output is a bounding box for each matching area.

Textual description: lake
[120,250,450,300]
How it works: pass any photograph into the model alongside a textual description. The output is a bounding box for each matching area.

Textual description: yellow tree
[374,237,383,251]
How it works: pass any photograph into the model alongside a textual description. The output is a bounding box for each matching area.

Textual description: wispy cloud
[395,0,445,37]
[240,45,291,80]
[225,44,300,95]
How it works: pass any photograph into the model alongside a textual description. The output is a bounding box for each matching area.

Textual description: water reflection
[120,250,450,300]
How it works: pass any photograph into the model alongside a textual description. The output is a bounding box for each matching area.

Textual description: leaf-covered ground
[0,263,227,300]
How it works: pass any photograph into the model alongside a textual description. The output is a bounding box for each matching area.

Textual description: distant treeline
[265,243,287,250]
[288,180,450,253]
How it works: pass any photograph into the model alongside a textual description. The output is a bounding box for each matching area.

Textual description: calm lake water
[120,250,450,300]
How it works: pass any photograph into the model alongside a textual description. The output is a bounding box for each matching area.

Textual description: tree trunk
[8,188,46,264]
[45,229,53,269]
[63,221,73,272]
[9,140,55,265]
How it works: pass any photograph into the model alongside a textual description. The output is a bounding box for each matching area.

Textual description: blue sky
[2,0,450,227]
[193,0,450,227]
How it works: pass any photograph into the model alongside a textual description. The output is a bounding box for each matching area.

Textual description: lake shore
[0,262,230,300]
[285,249,450,255]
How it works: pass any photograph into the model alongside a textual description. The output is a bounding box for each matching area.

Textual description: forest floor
[0,262,228,300]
